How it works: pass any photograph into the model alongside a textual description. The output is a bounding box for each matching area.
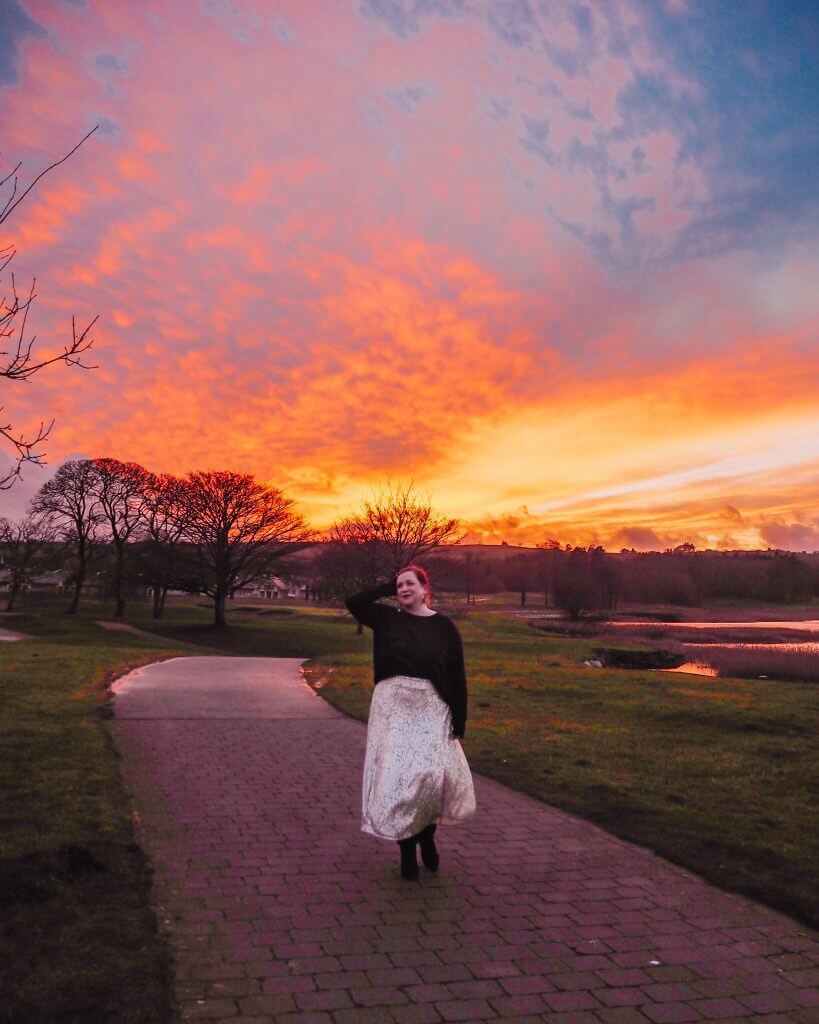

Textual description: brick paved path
[110,656,819,1024]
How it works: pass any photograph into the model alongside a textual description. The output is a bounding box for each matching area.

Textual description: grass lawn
[2,594,816,1023]
[125,598,364,658]
[0,603,194,1024]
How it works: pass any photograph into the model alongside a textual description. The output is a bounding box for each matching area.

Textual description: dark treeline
[616,549,816,606]
[418,545,818,617]
[3,463,817,624]
[2,458,312,626]
[307,541,817,618]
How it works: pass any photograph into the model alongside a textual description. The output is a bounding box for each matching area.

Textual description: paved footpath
[0,625,31,641]
[110,657,819,1024]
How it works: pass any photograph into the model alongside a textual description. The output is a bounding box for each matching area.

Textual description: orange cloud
[1,1,816,550]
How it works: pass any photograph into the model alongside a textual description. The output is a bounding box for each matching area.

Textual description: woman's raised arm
[344,578,396,629]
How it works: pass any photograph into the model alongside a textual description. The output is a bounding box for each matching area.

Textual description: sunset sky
[1,0,817,551]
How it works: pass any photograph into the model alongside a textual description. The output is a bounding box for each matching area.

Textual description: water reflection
[612,619,819,632]
[663,662,719,677]
[691,641,819,652]
[524,611,818,679]
[613,619,819,680]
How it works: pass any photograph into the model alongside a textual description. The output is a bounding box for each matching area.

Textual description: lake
[517,610,818,678]
[611,619,819,632]
[607,619,819,677]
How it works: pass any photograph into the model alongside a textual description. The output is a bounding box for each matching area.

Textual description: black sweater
[345,580,468,738]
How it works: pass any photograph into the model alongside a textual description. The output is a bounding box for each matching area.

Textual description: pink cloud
[0,1,815,551]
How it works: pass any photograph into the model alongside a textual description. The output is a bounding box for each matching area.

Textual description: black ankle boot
[418,824,439,872]
[398,837,419,880]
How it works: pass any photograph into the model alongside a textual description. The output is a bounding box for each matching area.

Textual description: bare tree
[362,479,459,569]
[0,512,57,611]
[140,472,192,618]
[180,470,313,628]
[1,128,99,488]
[30,458,101,614]
[91,457,151,618]
[332,479,458,574]
[321,480,458,631]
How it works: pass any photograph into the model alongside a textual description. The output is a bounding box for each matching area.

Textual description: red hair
[396,564,432,606]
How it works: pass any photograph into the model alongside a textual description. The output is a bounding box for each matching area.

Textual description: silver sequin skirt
[362,674,476,841]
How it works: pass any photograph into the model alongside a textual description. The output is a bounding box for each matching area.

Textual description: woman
[345,565,476,880]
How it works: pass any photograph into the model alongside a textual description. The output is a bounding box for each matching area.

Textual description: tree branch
[0,126,99,226]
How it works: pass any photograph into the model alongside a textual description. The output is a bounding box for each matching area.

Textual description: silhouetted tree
[180,470,312,628]
[536,539,562,606]
[590,545,621,609]
[355,479,459,572]
[321,480,458,631]
[139,472,192,618]
[91,457,151,618]
[443,549,479,604]
[0,512,57,610]
[497,550,544,606]
[552,545,618,619]
[1,129,98,487]
[767,553,813,603]
[554,547,595,619]
[30,458,101,613]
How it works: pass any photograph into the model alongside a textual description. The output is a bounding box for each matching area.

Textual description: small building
[232,576,307,600]
[30,570,68,591]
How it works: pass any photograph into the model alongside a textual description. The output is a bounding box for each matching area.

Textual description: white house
[232,576,307,600]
